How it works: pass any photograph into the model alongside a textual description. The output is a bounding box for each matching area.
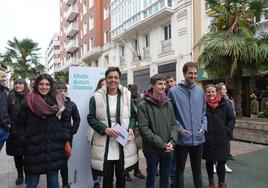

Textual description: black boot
[15,169,23,185]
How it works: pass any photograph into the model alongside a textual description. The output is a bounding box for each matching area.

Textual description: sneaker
[134,171,145,179]
[213,164,216,174]
[225,164,232,173]
[125,173,133,182]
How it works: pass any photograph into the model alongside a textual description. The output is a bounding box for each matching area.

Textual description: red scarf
[145,88,167,105]
[26,91,65,119]
[206,95,222,109]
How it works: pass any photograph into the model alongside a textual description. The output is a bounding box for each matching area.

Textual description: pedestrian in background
[168,62,207,188]
[204,84,235,188]
[138,74,177,188]
[6,78,29,185]
[56,81,81,188]
[15,74,70,188]
[87,67,138,188]
[0,69,10,151]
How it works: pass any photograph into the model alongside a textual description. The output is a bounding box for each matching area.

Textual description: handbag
[64,141,72,157]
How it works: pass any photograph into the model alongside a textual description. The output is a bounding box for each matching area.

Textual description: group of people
[0,61,236,188]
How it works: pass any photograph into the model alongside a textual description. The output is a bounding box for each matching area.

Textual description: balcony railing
[161,39,172,54]
[66,38,79,53]
[66,22,79,37]
[65,4,78,21]
[143,47,150,59]
[64,0,76,5]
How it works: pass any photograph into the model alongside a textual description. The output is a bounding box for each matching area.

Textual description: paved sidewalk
[0,141,266,188]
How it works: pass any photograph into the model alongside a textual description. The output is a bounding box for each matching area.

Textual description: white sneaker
[225,164,232,173]
[213,164,216,174]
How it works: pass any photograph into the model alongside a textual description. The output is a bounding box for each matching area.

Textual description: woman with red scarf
[15,74,70,188]
[203,84,235,188]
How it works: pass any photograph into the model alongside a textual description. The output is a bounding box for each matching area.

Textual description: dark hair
[95,78,105,92]
[165,75,175,80]
[205,84,217,91]
[128,84,139,99]
[182,62,198,74]
[55,81,68,90]
[34,74,57,105]
[105,67,121,78]
[10,78,29,104]
[150,74,165,85]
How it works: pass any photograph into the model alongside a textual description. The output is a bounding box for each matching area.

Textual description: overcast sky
[0,0,60,62]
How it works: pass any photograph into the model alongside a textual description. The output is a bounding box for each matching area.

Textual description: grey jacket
[168,82,207,146]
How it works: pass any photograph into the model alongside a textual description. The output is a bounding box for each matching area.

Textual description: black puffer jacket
[0,85,10,130]
[61,97,80,140]
[203,98,236,162]
[6,91,26,156]
[15,104,70,175]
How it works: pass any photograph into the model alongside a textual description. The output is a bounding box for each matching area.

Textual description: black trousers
[60,162,68,186]
[206,160,226,183]
[175,144,203,188]
[103,159,125,188]
[14,156,23,172]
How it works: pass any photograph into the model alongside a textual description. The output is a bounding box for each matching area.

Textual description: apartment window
[83,0,87,15]
[104,7,109,20]
[121,45,125,56]
[145,34,150,47]
[105,55,109,64]
[104,30,109,44]
[164,24,171,40]
[89,16,94,30]
[134,39,138,50]
[89,0,94,9]
[83,22,87,35]
[54,45,60,50]
[89,37,94,51]
[83,42,87,53]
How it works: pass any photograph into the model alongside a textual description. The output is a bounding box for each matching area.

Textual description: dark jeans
[144,152,173,188]
[14,155,23,172]
[170,146,177,183]
[60,162,68,186]
[206,160,226,183]
[26,171,59,188]
[103,159,125,188]
[0,127,9,151]
[175,144,203,188]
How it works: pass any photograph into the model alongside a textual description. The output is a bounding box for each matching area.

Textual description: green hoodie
[137,96,177,155]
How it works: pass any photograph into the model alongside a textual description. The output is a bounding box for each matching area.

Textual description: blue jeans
[26,171,59,188]
[144,152,173,188]
[170,147,177,183]
[0,127,9,151]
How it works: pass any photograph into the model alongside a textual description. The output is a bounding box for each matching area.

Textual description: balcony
[80,46,102,64]
[161,39,171,54]
[66,38,79,53]
[120,56,125,65]
[65,4,78,21]
[66,22,78,37]
[111,0,174,39]
[55,58,79,72]
[143,47,150,59]
[64,0,76,5]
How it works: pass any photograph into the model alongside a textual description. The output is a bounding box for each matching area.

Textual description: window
[89,16,94,30]
[104,7,109,20]
[83,0,87,15]
[164,24,171,40]
[105,55,109,64]
[134,39,138,50]
[89,0,94,9]
[145,34,150,47]
[89,37,94,51]
[83,42,87,53]
[121,45,125,56]
[104,30,109,44]
[83,22,87,35]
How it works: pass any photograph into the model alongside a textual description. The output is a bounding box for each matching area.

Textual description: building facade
[58,0,111,72]
[45,33,61,76]
[110,0,199,91]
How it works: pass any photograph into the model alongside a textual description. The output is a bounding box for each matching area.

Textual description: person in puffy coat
[15,74,70,188]
[203,84,235,188]
[6,78,29,185]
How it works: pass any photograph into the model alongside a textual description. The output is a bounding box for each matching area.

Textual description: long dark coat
[15,104,70,175]
[203,98,236,162]
[6,91,26,156]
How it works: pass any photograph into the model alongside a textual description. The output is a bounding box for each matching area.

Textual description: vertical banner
[68,67,106,188]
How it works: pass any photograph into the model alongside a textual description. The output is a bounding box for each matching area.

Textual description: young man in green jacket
[137,74,177,188]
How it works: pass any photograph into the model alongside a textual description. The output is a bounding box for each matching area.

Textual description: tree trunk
[233,78,243,117]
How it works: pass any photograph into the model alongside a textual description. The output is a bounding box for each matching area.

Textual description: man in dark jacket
[0,69,10,151]
[56,82,81,188]
[138,74,177,188]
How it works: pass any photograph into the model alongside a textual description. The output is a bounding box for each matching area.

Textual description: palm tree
[1,37,44,80]
[196,0,268,116]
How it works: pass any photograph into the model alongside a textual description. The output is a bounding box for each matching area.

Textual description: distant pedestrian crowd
[0,62,236,188]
